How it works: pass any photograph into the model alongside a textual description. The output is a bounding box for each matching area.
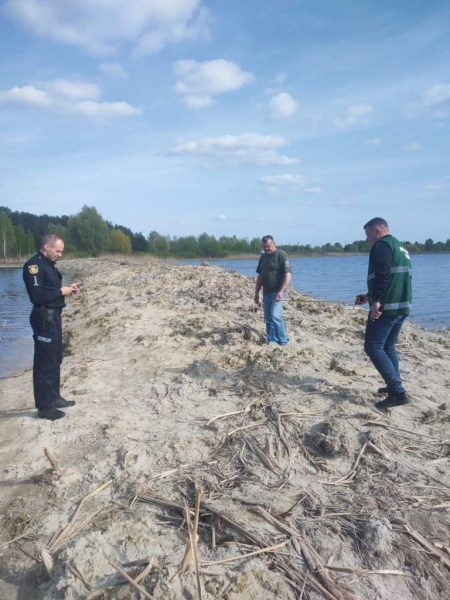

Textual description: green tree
[0,212,16,263]
[170,235,200,257]
[403,242,419,253]
[424,238,434,252]
[68,206,110,256]
[14,224,28,260]
[153,235,170,255]
[249,237,261,253]
[26,229,36,257]
[198,233,226,258]
[109,229,132,254]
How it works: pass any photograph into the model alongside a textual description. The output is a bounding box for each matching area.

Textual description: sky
[0,0,449,246]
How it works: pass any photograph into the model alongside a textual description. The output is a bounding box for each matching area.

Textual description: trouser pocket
[31,307,48,330]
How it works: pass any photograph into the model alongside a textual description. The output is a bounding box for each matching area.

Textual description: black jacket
[23,252,66,309]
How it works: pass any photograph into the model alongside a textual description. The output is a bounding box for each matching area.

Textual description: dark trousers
[364,313,407,394]
[30,308,63,410]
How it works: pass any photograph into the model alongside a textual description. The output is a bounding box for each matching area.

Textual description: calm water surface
[180,253,450,329]
[0,254,448,378]
[0,268,34,378]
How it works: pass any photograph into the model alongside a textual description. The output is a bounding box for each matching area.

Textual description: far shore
[2,250,449,268]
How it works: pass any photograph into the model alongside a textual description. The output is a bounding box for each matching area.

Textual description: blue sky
[0,0,449,245]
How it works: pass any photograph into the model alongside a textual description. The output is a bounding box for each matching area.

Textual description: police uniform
[23,252,65,411]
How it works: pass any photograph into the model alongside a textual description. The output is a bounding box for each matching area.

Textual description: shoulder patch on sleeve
[28,265,39,275]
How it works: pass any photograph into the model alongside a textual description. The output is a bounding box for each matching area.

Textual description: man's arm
[370,241,392,320]
[371,241,392,302]
[276,272,291,301]
[23,265,79,306]
[254,274,262,305]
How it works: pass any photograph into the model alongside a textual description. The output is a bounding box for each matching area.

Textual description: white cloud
[69,101,141,119]
[214,214,227,221]
[422,83,450,107]
[170,133,299,166]
[41,78,101,100]
[365,137,381,145]
[100,63,129,80]
[423,183,444,191]
[259,174,321,196]
[174,59,254,108]
[0,85,51,108]
[3,0,209,56]
[135,6,209,55]
[0,78,140,120]
[403,142,421,150]
[334,103,375,128]
[184,94,214,109]
[268,92,298,119]
[259,174,308,187]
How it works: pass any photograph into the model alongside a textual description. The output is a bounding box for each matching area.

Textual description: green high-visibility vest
[367,235,412,316]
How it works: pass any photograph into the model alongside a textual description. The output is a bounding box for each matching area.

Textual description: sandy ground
[0,257,449,600]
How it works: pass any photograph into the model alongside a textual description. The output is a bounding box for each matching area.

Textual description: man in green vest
[355,217,412,409]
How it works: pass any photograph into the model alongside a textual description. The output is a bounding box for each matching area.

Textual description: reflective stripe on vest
[368,266,413,281]
[382,301,412,310]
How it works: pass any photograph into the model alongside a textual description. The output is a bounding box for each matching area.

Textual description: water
[0,267,77,379]
[179,253,450,330]
[0,254,448,378]
[0,267,34,378]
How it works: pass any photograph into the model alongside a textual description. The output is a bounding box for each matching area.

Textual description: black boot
[377,386,388,394]
[53,397,76,408]
[38,407,66,420]
[375,392,411,410]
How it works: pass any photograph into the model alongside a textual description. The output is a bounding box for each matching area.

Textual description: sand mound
[1,257,449,600]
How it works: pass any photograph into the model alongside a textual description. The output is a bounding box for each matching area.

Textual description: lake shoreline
[1,250,449,269]
[0,257,449,600]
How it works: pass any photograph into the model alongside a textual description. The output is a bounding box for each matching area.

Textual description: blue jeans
[364,313,407,394]
[263,292,288,345]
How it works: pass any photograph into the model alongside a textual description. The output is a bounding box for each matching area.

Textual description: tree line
[0,205,449,263]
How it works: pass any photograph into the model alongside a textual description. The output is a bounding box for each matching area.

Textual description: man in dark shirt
[23,234,82,420]
[254,235,292,345]
[355,218,412,410]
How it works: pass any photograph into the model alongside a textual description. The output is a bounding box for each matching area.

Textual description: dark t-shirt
[256,249,292,295]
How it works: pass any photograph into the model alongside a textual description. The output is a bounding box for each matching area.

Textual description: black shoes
[38,407,66,420]
[377,386,389,394]
[36,397,75,419]
[53,397,76,408]
[375,392,411,410]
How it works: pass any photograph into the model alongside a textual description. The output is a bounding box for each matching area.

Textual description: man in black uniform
[23,234,82,420]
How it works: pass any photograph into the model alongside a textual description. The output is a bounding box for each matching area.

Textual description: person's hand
[370,302,382,320]
[254,293,261,306]
[61,285,75,296]
[355,293,368,305]
[276,291,284,302]
[70,282,82,294]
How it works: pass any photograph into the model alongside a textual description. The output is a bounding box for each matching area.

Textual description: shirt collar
[38,251,56,266]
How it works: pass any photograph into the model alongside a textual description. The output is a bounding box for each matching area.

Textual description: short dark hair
[363,217,389,230]
[41,233,63,248]
[261,235,274,243]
